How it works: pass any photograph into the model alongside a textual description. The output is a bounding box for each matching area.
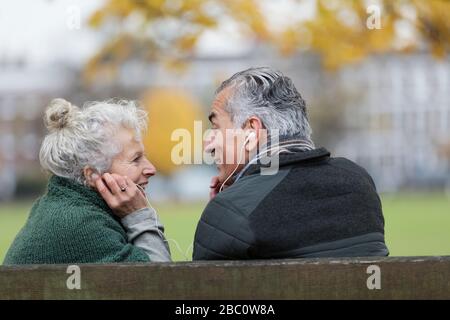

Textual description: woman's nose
[143,159,157,177]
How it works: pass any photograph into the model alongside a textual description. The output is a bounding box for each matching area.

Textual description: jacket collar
[238,134,330,178]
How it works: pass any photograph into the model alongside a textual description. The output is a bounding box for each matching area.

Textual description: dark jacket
[193,145,389,260]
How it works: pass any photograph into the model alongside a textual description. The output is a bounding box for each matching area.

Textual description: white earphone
[246,131,256,142]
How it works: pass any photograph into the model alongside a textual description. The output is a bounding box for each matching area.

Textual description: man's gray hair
[216,67,313,144]
[39,98,148,185]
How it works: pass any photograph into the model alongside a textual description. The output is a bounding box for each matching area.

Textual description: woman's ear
[83,166,99,187]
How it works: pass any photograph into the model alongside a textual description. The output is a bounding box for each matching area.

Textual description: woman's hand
[94,173,148,219]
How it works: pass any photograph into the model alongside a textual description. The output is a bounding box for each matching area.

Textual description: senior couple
[3,67,388,265]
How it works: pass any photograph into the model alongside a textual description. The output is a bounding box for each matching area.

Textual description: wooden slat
[1,256,449,300]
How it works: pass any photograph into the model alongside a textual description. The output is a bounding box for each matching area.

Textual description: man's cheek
[222,142,234,164]
[218,165,229,181]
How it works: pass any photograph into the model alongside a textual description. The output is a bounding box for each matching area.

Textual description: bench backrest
[1,256,449,299]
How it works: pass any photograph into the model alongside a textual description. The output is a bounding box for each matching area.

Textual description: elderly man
[193,67,389,260]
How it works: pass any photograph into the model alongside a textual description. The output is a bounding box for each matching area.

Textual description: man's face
[204,88,247,183]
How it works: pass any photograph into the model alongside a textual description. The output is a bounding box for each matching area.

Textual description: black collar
[242,147,330,177]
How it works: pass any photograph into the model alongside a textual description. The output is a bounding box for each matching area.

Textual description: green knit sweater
[3,175,150,264]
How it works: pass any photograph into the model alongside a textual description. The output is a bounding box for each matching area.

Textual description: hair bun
[44,98,79,132]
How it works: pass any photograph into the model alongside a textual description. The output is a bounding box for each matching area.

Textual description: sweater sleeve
[56,207,151,263]
[120,207,172,262]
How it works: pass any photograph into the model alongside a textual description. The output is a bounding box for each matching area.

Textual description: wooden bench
[1,256,449,299]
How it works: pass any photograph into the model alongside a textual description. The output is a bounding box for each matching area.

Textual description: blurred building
[336,54,450,191]
[118,50,450,192]
[0,58,73,200]
[0,51,449,200]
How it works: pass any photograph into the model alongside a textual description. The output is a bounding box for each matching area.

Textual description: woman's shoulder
[3,195,127,265]
[19,187,119,241]
[41,194,117,227]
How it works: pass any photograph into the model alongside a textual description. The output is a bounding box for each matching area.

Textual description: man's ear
[83,166,99,188]
[245,117,265,152]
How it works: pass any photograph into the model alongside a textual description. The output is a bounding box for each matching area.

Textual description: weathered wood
[0,256,449,300]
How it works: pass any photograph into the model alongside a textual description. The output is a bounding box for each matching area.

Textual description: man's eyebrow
[208,111,217,123]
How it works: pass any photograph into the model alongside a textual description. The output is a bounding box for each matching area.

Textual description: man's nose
[203,131,215,153]
[204,140,215,154]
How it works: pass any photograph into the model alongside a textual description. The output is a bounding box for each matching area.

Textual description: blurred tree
[85,0,450,176]
[85,0,450,79]
[141,88,204,175]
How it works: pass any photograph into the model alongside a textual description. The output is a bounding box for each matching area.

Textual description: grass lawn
[1,193,449,263]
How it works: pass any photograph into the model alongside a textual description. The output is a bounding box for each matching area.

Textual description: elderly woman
[3,99,171,264]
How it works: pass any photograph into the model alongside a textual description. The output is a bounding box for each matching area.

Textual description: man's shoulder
[328,156,370,173]
[326,156,377,188]
[209,168,291,217]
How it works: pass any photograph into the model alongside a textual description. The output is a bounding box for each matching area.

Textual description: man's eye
[133,156,142,162]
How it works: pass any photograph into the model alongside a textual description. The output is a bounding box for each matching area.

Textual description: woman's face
[109,127,156,190]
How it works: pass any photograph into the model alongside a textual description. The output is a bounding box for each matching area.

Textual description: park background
[0,0,449,262]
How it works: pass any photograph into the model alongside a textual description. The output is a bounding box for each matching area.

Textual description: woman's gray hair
[216,67,314,144]
[39,98,148,185]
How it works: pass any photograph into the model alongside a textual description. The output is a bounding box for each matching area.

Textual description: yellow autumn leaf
[142,88,204,176]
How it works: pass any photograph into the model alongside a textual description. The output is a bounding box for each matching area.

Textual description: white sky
[0,0,318,66]
[0,0,106,65]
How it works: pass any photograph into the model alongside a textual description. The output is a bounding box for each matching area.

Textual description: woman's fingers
[110,173,128,193]
[124,176,140,196]
[95,177,115,204]
[94,173,147,218]
[102,173,122,195]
